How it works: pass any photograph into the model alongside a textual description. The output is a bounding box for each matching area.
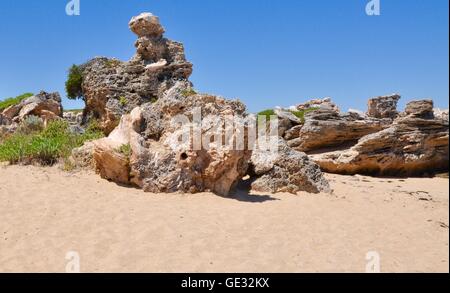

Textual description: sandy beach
[0,165,447,273]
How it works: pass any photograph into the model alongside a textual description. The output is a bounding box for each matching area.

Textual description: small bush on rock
[257,109,276,121]
[66,64,84,100]
[119,96,128,107]
[290,107,319,123]
[181,88,197,97]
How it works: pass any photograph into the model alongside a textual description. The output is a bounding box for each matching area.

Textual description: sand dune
[0,165,448,272]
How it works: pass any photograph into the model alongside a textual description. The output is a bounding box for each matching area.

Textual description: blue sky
[0,0,448,113]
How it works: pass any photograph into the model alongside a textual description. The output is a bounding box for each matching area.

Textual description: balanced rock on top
[79,12,193,134]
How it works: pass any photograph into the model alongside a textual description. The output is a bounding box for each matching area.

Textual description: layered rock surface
[367,94,401,119]
[275,97,391,153]
[310,99,449,176]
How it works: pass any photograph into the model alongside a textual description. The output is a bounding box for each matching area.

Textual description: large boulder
[367,94,401,119]
[0,91,63,125]
[311,100,449,176]
[129,12,165,38]
[250,138,331,194]
[80,12,193,134]
[91,82,251,196]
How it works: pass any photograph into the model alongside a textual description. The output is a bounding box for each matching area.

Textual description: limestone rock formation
[404,100,434,119]
[0,91,63,125]
[311,100,449,176]
[250,138,331,194]
[79,12,193,133]
[367,94,401,119]
[296,97,340,113]
[91,81,251,196]
[277,97,390,153]
[286,107,389,153]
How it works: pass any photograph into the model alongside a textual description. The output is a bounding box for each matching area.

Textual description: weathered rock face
[404,100,434,119]
[80,12,193,134]
[367,94,401,119]
[129,12,165,38]
[0,91,63,125]
[311,100,449,176]
[283,106,390,153]
[91,81,251,196]
[250,138,331,194]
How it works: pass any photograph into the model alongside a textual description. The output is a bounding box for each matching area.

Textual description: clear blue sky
[0,0,448,113]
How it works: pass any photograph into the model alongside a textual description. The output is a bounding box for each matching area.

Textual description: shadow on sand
[226,177,280,203]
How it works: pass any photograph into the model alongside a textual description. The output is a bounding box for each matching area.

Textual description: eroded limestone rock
[311,100,449,176]
[80,12,193,134]
[367,94,400,119]
[250,138,331,194]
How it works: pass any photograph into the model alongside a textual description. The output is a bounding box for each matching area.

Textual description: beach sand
[0,165,448,272]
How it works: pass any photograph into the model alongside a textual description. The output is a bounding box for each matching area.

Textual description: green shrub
[0,93,33,111]
[181,88,197,97]
[289,107,319,123]
[0,120,104,165]
[16,115,44,135]
[257,109,276,121]
[65,64,83,100]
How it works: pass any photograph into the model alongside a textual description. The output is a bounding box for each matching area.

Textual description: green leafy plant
[65,64,84,100]
[0,93,33,111]
[117,143,131,157]
[119,96,128,107]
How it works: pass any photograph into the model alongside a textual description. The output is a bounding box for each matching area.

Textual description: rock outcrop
[91,81,251,196]
[0,91,63,125]
[367,94,401,119]
[250,138,331,194]
[285,107,390,153]
[80,12,193,133]
[311,100,449,176]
